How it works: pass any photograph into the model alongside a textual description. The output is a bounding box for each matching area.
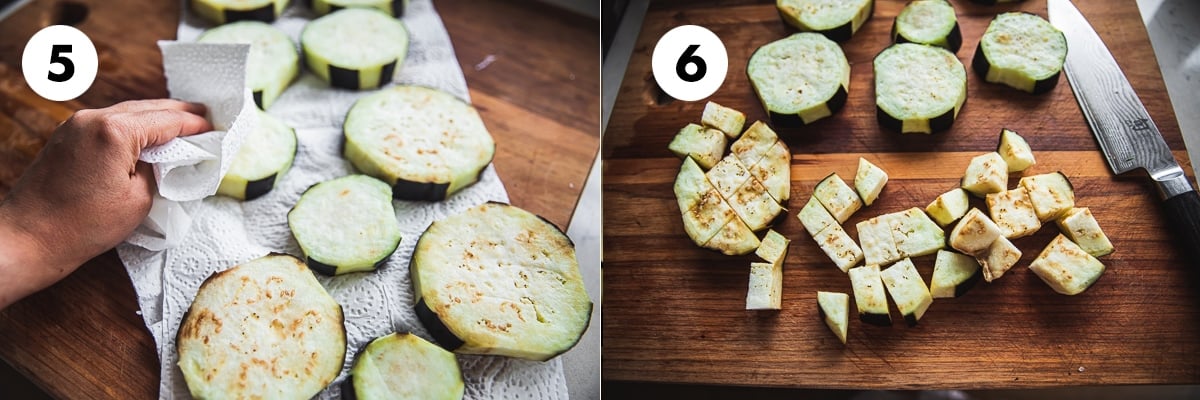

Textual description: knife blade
[1048,0,1200,263]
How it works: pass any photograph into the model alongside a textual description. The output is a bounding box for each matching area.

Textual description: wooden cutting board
[602,0,1200,389]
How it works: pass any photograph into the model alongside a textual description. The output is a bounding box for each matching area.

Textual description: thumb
[126,108,215,150]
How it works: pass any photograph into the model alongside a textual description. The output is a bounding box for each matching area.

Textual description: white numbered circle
[651,25,727,102]
[21,25,98,102]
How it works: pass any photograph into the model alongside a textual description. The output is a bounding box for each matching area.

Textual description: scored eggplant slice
[217,110,297,200]
[307,0,408,17]
[411,202,593,361]
[972,12,1067,94]
[177,254,345,400]
[190,0,288,25]
[344,86,496,201]
[874,43,967,134]
[301,8,409,90]
[776,0,874,42]
[891,0,961,53]
[197,21,299,110]
[747,33,850,127]
[346,332,464,400]
[287,175,402,275]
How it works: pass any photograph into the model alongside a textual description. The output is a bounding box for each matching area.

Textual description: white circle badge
[651,25,728,102]
[22,25,98,102]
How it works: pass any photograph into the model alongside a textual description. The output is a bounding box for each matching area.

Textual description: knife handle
[1163,190,1200,265]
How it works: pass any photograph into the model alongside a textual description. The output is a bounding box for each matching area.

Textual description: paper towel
[117,1,571,399]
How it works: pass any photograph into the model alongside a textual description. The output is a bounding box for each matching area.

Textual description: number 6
[48,44,75,83]
[676,44,706,83]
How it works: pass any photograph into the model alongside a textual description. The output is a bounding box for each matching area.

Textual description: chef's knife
[1048,0,1200,262]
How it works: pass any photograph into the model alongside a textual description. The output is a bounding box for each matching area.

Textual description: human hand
[0,99,212,309]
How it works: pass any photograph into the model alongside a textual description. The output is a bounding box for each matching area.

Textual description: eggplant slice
[177,254,345,400]
[344,86,496,201]
[190,0,288,25]
[301,8,409,90]
[346,332,464,400]
[972,12,1067,94]
[307,0,408,17]
[411,202,593,361]
[217,110,297,200]
[891,0,961,53]
[747,33,850,127]
[776,0,874,42]
[287,175,403,275]
[874,43,967,134]
[197,21,299,110]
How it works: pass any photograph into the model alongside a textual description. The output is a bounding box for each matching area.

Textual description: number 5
[48,44,74,83]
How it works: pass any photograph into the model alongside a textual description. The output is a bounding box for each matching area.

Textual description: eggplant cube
[961,152,1008,197]
[756,229,791,267]
[891,207,946,259]
[746,262,783,310]
[813,223,864,273]
[732,121,780,168]
[1055,207,1114,257]
[814,173,863,223]
[986,186,1042,239]
[978,235,1021,282]
[674,157,712,213]
[949,208,1003,256]
[854,157,889,206]
[998,128,1036,172]
[799,197,839,238]
[703,216,761,256]
[748,141,792,203]
[817,291,849,345]
[668,123,727,170]
[1029,234,1106,295]
[1020,172,1075,221]
[702,101,747,139]
[681,189,736,247]
[858,215,901,267]
[925,188,970,227]
[930,250,982,298]
[705,155,752,199]
[728,177,783,232]
[880,258,933,327]
[848,265,892,326]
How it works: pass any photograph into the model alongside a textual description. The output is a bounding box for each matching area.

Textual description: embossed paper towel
[116,1,571,399]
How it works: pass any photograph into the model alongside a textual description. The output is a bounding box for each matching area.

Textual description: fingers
[130,161,157,214]
[126,108,215,149]
[105,99,208,117]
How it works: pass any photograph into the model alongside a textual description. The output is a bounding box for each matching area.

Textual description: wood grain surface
[602,0,1200,389]
[0,0,598,397]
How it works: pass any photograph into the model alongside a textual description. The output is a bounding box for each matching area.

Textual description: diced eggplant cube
[814,173,863,223]
[926,188,970,227]
[1055,207,1114,257]
[854,157,889,206]
[731,121,780,168]
[997,128,1036,172]
[674,157,712,213]
[702,101,747,139]
[978,235,1021,282]
[892,207,946,259]
[949,208,1003,256]
[1029,234,1106,295]
[858,214,901,267]
[813,223,863,273]
[961,152,1008,197]
[848,265,892,326]
[930,250,982,298]
[727,177,784,232]
[705,155,752,199]
[668,123,727,170]
[880,258,933,327]
[817,291,849,345]
[681,189,736,247]
[1020,172,1075,221]
[748,141,792,203]
[703,216,761,256]
[799,197,839,238]
[986,186,1041,239]
[756,229,791,267]
[747,262,783,310]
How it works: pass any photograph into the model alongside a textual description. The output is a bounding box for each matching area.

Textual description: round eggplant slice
[972,12,1066,94]
[776,0,874,43]
[346,332,464,400]
[344,86,496,201]
[747,33,850,127]
[287,175,402,275]
[198,21,299,110]
[177,254,345,400]
[217,110,297,200]
[190,0,288,25]
[891,0,961,53]
[301,8,409,90]
[411,202,593,361]
[968,0,1025,4]
[306,0,408,17]
[874,43,967,134]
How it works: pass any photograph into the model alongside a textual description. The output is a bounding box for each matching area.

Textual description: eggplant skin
[189,0,285,25]
[973,47,1060,93]
[414,297,467,351]
[955,268,984,298]
[876,105,957,134]
[307,0,408,17]
[860,312,892,327]
[326,60,397,91]
[893,22,962,53]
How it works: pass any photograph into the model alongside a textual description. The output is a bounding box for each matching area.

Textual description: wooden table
[0,0,598,397]
[603,0,1199,391]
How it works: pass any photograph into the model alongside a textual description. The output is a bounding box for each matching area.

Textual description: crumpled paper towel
[116,1,571,399]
